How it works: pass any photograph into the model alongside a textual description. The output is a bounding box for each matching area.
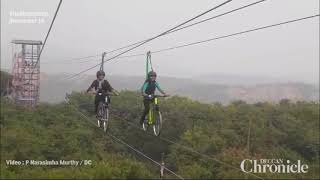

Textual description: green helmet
[148,71,157,77]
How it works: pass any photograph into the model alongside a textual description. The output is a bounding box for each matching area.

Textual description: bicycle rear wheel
[143,105,152,131]
[142,116,149,131]
[102,107,109,132]
[153,110,162,136]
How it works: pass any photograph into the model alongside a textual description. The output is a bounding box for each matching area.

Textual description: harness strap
[100,52,106,71]
[146,51,153,79]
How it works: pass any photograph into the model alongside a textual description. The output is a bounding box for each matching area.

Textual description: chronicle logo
[240,159,308,174]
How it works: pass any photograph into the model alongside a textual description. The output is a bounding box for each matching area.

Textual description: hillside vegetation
[0,71,12,96]
[39,74,319,103]
[1,91,319,179]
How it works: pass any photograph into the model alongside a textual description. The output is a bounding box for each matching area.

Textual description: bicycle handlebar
[88,91,119,96]
[143,94,170,98]
[99,92,119,96]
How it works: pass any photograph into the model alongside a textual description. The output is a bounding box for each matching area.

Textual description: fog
[1,0,319,84]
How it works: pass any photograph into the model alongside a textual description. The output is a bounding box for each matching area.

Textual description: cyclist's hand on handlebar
[114,89,120,96]
[143,94,153,99]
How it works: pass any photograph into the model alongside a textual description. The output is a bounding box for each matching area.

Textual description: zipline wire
[152,14,320,54]
[118,118,265,180]
[57,14,319,67]
[65,100,264,179]
[51,0,266,63]
[29,0,63,78]
[65,0,233,80]
[66,101,185,180]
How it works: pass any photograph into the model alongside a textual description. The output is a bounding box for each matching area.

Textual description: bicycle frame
[97,93,109,119]
[147,97,158,125]
[97,93,111,132]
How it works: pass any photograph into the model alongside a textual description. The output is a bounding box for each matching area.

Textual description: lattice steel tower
[11,40,42,107]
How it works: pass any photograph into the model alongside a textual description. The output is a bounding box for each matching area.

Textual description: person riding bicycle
[140,71,168,125]
[86,70,118,115]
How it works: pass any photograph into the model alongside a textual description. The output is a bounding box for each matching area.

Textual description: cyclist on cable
[86,70,119,115]
[140,71,168,125]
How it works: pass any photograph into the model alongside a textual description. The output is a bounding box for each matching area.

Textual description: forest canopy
[1,91,319,179]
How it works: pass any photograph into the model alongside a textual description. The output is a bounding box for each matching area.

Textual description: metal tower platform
[11,40,42,107]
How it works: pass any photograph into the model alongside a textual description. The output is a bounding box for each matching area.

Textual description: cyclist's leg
[94,96,99,114]
[95,95,104,116]
[140,98,150,124]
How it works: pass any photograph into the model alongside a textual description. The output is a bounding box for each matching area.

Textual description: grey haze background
[1,0,319,84]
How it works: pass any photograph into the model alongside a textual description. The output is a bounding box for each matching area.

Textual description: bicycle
[142,94,168,136]
[90,91,118,132]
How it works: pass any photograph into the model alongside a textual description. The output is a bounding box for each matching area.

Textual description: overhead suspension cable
[66,102,184,180]
[152,14,320,54]
[57,54,101,62]
[118,118,264,179]
[43,53,146,65]
[30,0,63,75]
[42,58,99,65]
[164,0,268,35]
[99,0,266,57]
[53,0,266,63]
[107,133,184,180]
[102,14,320,61]
[65,0,233,80]
[48,14,319,67]
[66,101,264,179]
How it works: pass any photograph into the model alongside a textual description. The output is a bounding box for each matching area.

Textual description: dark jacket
[87,79,113,95]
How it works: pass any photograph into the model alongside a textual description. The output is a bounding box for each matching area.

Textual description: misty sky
[1,0,319,84]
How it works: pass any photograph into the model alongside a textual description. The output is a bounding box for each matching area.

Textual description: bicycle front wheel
[103,108,109,132]
[97,103,104,128]
[153,110,162,136]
